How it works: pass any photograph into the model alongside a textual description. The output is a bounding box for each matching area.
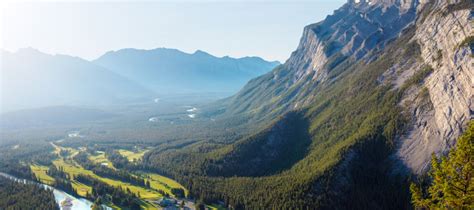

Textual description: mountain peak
[347,0,419,12]
[193,50,213,57]
[93,47,279,94]
[285,0,417,84]
[16,47,44,55]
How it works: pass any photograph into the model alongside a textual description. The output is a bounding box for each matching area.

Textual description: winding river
[0,172,111,210]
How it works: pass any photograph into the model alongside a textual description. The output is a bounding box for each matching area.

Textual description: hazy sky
[0,0,345,62]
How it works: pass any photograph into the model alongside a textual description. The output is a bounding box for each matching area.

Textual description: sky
[0,0,345,62]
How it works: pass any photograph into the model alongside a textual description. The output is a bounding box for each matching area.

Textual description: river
[0,172,111,210]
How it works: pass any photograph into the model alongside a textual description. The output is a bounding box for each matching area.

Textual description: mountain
[0,48,153,113]
[144,0,473,208]
[93,48,280,94]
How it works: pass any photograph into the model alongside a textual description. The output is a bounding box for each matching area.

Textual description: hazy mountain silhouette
[93,48,280,94]
[0,48,153,113]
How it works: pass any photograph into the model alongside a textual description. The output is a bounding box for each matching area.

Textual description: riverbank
[0,172,110,210]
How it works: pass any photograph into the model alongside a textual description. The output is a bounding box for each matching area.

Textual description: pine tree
[91,197,102,210]
[410,121,473,209]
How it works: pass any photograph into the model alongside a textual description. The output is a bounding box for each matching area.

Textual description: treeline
[47,165,70,180]
[105,149,146,171]
[93,166,150,188]
[53,178,77,197]
[74,174,141,209]
[0,162,34,180]
[106,150,131,169]
[0,142,56,166]
[411,121,474,209]
[171,188,185,198]
[47,165,78,197]
[73,151,150,188]
[0,176,59,210]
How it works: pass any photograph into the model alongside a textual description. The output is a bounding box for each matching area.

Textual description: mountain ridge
[143,0,473,208]
[97,48,280,63]
[0,48,154,113]
[93,47,280,94]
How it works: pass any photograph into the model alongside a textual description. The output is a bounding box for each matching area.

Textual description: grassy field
[31,163,93,197]
[31,165,55,185]
[118,149,148,162]
[36,144,188,209]
[53,158,162,199]
[88,151,115,169]
[146,173,188,196]
[51,142,81,158]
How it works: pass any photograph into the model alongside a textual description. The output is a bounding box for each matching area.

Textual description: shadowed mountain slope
[144,0,473,208]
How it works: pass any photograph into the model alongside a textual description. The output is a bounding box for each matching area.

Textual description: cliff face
[223,0,472,175]
[269,0,473,174]
[286,0,417,83]
[395,0,473,174]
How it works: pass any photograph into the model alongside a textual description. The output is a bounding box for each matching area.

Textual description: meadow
[31,144,187,209]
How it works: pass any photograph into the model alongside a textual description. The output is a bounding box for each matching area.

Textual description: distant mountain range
[0,48,279,113]
[93,48,280,94]
[0,48,152,113]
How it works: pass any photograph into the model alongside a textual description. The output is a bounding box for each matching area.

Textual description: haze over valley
[0,0,472,210]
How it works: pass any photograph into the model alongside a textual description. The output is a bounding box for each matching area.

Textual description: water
[0,172,111,210]
[52,189,94,210]
[187,107,197,118]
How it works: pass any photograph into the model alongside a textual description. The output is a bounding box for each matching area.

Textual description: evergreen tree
[91,197,103,210]
[410,121,473,209]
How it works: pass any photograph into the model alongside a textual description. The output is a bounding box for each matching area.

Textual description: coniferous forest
[0,176,59,210]
[0,0,472,209]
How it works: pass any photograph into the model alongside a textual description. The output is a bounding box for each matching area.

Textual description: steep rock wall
[396,0,473,173]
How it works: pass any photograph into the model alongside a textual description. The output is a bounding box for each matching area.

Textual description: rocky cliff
[224,0,473,175]
[286,0,417,84]
[395,0,473,174]
[153,0,473,208]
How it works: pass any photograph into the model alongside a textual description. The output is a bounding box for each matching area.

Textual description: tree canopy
[411,121,473,209]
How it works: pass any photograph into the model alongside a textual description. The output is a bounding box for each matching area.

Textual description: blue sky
[1,0,345,62]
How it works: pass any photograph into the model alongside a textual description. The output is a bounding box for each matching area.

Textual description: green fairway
[146,173,188,196]
[88,151,115,169]
[53,158,162,200]
[33,143,189,209]
[31,165,55,185]
[118,149,148,162]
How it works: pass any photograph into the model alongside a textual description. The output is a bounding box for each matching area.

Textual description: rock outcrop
[227,0,472,175]
[396,0,473,174]
[286,0,473,175]
[286,0,417,84]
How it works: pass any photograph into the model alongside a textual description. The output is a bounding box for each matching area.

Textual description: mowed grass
[31,165,55,185]
[51,143,81,158]
[71,180,93,197]
[118,149,148,162]
[88,152,115,169]
[53,158,162,200]
[43,144,188,209]
[146,173,188,196]
[31,163,92,197]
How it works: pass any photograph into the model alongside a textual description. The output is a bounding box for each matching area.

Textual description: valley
[0,0,472,209]
[0,95,230,209]
[5,140,192,209]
